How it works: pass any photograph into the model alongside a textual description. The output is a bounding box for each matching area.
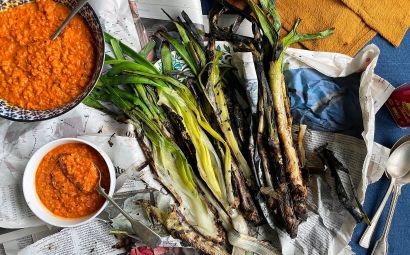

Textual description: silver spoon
[59,157,162,247]
[51,0,90,40]
[370,141,410,255]
[95,167,163,248]
[359,135,410,248]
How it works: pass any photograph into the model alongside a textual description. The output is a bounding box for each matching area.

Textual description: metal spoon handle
[96,186,162,247]
[371,185,402,255]
[51,0,90,40]
[359,180,395,248]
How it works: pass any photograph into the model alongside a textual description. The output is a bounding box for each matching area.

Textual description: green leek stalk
[160,23,258,217]
[244,0,334,228]
[86,79,223,244]
[91,32,280,255]
[268,54,307,218]
[204,51,253,186]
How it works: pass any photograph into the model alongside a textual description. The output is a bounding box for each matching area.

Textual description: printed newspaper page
[134,0,203,36]
[18,220,124,255]
[89,0,143,51]
[0,226,59,255]
[271,130,389,255]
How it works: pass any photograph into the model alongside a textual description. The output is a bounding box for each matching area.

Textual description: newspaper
[0,0,397,254]
[134,0,203,36]
[0,226,59,255]
[17,220,124,255]
[89,0,143,52]
[272,130,389,255]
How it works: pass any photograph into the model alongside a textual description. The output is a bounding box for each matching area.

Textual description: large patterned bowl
[0,0,104,122]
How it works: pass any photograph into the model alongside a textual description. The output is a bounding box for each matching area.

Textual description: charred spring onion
[316,144,370,225]
[84,0,348,253]
[86,31,278,254]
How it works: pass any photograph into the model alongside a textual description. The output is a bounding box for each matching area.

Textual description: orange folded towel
[276,0,409,56]
[340,0,410,47]
[277,0,376,56]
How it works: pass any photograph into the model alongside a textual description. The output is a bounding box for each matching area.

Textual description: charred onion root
[254,58,300,237]
[269,60,307,223]
[315,144,370,225]
[232,161,262,224]
[148,206,230,255]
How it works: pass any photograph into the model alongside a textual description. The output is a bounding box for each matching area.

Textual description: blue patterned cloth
[285,68,363,138]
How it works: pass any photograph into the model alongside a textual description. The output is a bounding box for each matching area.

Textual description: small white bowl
[23,138,116,228]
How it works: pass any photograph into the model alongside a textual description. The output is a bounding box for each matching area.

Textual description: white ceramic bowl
[23,138,116,227]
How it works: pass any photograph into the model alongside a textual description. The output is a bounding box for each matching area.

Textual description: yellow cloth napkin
[276,0,410,56]
[340,0,410,47]
[277,0,376,56]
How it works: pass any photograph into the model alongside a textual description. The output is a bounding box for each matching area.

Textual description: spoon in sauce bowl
[51,0,90,40]
[58,155,162,247]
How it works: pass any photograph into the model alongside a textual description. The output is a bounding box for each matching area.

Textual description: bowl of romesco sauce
[23,138,116,227]
[0,0,104,121]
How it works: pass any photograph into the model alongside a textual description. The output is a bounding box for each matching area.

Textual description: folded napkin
[277,0,409,55]
[277,0,376,56]
[340,0,410,47]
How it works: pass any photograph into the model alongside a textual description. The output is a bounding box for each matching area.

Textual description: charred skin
[315,145,362,223]
[269,59,307,221]
[209,3,255,47]
[180,11,206,50]
[239,52,278,230]
[207,40,256,193]
[316,145,370,225]
[135,129,156,178]
[265,120,300,237]
[222,0,249,11]
[232,160,262,224]
[223,76,247,150]
[254,59,300,236]
[162,106,197,170]
[297,124,307,168]
[135,128,225,243]
[217,0,258,22]
[205,35,263,226]
[256,84,281,216]
[149,207,230,255]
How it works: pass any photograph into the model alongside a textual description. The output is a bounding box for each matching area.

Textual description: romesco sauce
[35,143,110,218]
[0,0,95,110]
[60,153,100,193]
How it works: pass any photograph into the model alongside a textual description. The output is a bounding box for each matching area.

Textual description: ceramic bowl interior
[23,138,116,228]
[0,0,104,121]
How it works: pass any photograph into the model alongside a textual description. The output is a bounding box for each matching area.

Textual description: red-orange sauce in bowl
[35,143,110,218]
[0,0,95,110]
